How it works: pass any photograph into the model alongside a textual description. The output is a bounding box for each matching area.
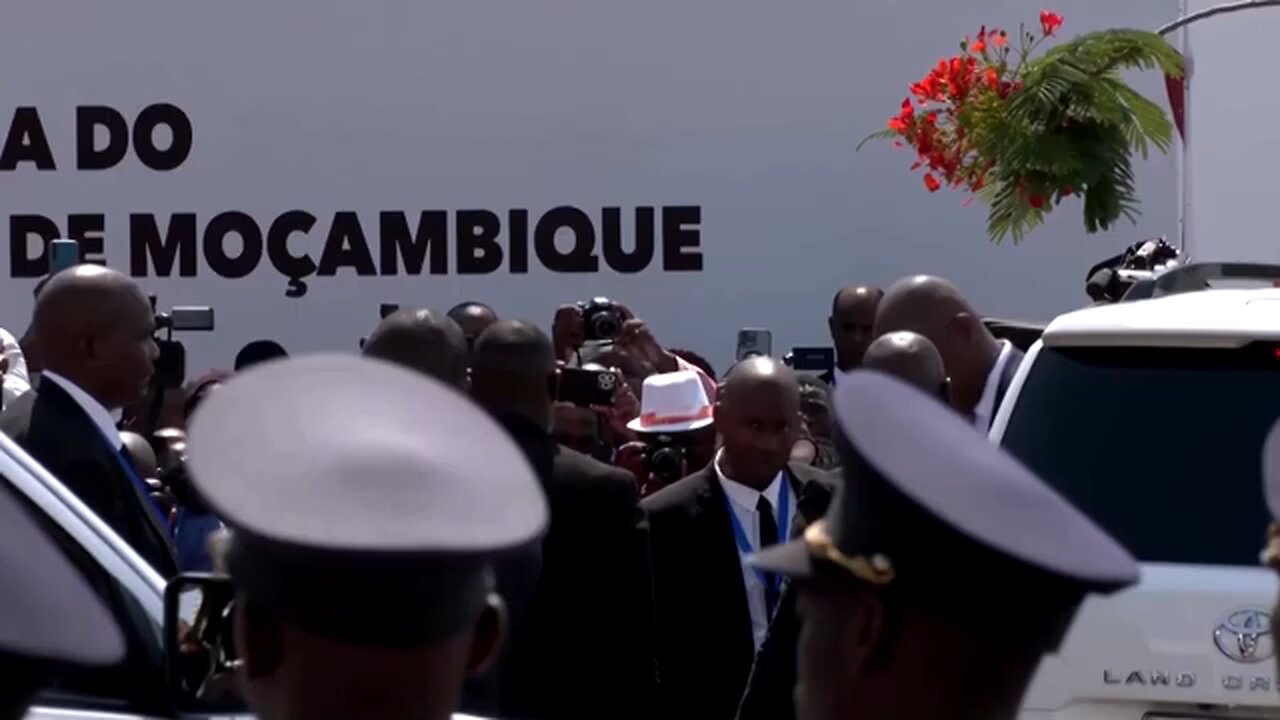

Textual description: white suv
[992,263,1280,719]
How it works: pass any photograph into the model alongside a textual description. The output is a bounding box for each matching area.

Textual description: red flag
[1165,74,1186,140]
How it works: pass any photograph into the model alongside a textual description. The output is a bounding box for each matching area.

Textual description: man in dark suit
[874,275,1024,431]
[6,265,175,577]
[751,372,1138,720]
[824,285,883,384]
[469,320,654,719]
[737,330,950,720]
[363,307,536,716]
[643,356,834,720]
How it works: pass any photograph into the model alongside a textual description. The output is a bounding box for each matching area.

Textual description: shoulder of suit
[552,446,636,491]
[639,466,713,514]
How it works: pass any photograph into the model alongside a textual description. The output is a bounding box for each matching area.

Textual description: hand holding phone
[551,367,620,408]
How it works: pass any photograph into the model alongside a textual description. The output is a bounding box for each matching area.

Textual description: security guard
[185,354,548,720]
[751,371,1139,720]
[0,484,124,720]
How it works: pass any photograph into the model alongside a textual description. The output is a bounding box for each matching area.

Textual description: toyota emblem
[1213,608,1274,664]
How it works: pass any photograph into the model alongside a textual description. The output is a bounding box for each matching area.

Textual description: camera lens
[649,446,684,482]
[591,312,621,340]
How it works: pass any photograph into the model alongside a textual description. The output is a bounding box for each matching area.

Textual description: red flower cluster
[882,11,1060,195]
[1040,10,1064,36]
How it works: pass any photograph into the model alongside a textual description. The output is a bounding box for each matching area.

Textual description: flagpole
[1156,0,1280,258]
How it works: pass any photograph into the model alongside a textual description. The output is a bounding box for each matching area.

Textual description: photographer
[616,370,717,497]
[551,365,641,463]
[552,298,716,402]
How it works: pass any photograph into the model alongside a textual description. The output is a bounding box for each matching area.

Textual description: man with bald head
[737,330,948,720]
[467,320,654,719]
[643,356,834,719]
[447,301,499,352]
[862,330,950,402]
[874,275,1023,431]
[362,308,468,389]
[827,286,884,380]
[7,264,175,575]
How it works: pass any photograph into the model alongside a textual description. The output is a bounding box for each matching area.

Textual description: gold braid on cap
[803,520,896,585]
[1261,523,1280,570]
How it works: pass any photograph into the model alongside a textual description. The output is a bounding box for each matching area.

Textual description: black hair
[234,340,288,371]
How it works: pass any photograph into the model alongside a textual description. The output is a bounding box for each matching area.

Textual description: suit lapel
[692,466,755,657]
[41,382,175,557]
[787,465,834,539]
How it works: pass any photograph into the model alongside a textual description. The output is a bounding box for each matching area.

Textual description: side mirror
[163,572,248,714]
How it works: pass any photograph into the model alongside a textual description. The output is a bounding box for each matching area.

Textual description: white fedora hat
[627,370,715,434]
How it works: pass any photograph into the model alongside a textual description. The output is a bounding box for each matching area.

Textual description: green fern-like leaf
[856,128,902,152]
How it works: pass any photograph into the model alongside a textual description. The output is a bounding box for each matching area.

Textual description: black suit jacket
[472,415,655,720]
[737,348,1027,720]
[8,381,177,577]
[642,462,834,720]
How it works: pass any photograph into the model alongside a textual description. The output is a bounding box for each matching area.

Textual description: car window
[0,480,167,716]
[1001,344,1280,566]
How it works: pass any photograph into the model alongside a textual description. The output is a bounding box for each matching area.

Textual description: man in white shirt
[873,275,1024,432]
[642,356,835,720]
[6,265,175,576]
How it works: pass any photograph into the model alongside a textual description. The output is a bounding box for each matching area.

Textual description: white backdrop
[1183,0,1280,264]
[0,0,1180,374]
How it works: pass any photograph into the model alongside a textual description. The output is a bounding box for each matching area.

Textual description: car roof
[1043,288,1280,347]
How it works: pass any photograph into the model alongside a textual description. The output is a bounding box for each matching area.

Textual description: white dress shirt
[972,340,1013,432]
[42,371,122,448]
[714,450,796,650]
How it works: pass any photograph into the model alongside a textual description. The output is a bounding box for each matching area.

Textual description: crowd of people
[0,263,1276,720]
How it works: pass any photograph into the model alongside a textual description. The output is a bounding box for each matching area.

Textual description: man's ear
[827,316,837,336]
[466,594,507,676]
[237,597,284,680]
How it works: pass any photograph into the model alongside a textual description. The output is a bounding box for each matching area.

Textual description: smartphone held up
[551,367,620,408]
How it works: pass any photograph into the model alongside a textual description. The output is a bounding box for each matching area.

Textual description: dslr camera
[149,296,215,390]
[644,433,687,485]
[577,297,624,342]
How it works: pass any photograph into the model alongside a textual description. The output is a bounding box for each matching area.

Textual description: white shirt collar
[714,449,784,510]
[43,371,122,447]
[972,340,1013,431]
